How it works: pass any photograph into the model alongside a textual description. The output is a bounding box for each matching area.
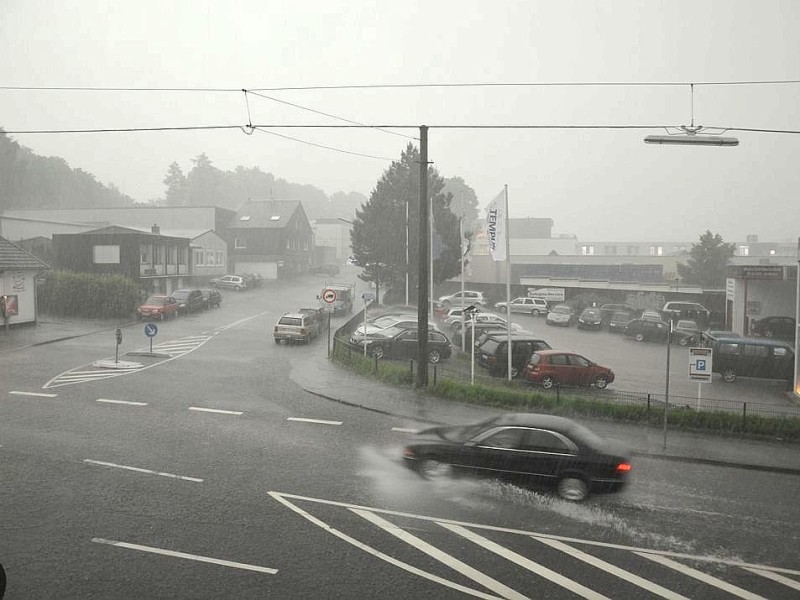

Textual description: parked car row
[136,287,222,320]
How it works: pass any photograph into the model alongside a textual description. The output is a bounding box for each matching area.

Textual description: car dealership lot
[445,312,794,409]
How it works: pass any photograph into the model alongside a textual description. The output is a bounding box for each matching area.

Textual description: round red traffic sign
[322,288,337,303]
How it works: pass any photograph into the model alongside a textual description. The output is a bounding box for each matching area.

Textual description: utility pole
[416,125,430,387]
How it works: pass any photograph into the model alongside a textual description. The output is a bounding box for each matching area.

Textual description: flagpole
[405,199,409,307]
[460,216,466,353]
[504,184,512,381]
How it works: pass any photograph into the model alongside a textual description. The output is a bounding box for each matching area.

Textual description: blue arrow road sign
[144,323,158,338]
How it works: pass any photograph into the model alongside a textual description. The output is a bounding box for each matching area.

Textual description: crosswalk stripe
[442,524,607,600]
[268,492,501,600]
[742,567,800,592]
[353,509,528,600]
[637,553,767,600]
[531,537,684,599]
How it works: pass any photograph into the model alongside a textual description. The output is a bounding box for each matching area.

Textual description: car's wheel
[557,477,589,502]
[532,309,540,316]
[678,336,689,346]
[541,375,555,389]
[634,333,645,342]
[428,349,441,364]
[722,369,737,383]
[594,375,609,389]
[764,329,774,338]
[274,338,280,344]
[372,346,384,359]
[419,458,452,480]
[510,365,519,378]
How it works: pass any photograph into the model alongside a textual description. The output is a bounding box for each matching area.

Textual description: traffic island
[92,359,145,370]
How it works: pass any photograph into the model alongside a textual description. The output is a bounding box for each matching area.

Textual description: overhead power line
[2,80,800,93]
[252,127,395,160]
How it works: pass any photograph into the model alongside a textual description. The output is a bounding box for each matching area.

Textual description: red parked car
[523,350,615,390]
[137,295,178,320]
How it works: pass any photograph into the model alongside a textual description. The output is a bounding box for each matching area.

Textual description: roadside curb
[630,450,800,476]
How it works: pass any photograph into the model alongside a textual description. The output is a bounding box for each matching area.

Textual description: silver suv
[438,290,487,308]
[211,275,247,290]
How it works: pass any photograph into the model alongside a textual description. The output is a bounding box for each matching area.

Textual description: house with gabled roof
[52,224,193,295]
[0,236,50,327]
[227,199,313,278]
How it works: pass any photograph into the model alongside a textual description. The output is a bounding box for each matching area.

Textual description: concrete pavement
[4,314,800,474]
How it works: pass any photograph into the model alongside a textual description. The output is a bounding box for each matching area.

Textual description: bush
[38,271,139,319]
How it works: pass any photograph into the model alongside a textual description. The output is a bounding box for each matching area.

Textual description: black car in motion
[402,413,631,502]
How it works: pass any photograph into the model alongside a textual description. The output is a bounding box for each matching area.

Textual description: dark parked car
[402,413,632,502]
[476,335,551,378]
[607,311,633,333]
[523,350,615,389]
[137,295,178,320]
[750,316,796,341]
[171,289,206,313]
[577,307,603,330]
[199,288,222,308]
[599,303,637,325]
[624,318,669,343]
[712,337,794,384]
[672,319,702,346]
[366,326,452,364]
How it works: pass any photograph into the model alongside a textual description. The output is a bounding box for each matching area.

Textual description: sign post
[114,328,122,364]
[689,346,713,409]
[144,322,158,355]
[321,288,337,357]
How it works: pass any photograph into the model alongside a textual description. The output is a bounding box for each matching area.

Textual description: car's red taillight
[403,447,415,459]
[616,462,632,472]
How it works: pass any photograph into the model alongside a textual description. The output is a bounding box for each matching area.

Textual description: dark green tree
[442,176,480,233]
[350,143,462,302]
[163,161,188,206]
[676,230,736,288]
[185,153,225,206]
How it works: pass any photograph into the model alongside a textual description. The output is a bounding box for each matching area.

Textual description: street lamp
[645,132,739,146]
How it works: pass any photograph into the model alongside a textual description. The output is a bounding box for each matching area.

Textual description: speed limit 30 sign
[321,288,337,304]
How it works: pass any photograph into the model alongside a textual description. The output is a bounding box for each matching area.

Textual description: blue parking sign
[144,323,158,338]
[689,347,713,382]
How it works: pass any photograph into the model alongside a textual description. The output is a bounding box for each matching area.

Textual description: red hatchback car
[523,350,615,390]
[137,295,178,320]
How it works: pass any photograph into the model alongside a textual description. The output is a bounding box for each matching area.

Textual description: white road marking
[637,553,766,599]
[354,509,528,600]
[286,417,342,426]
[83,459,203,482]
[43,334,213,389]
[96,399,148,406]
[91,538,278,574]
[9,391,58,397]
[268,492,501,600]
[442,524,607,600]
[268,491,800,576]
[189,407,243,416]
[391,427,419,433]
[530,536,680,599]
[743,567,800,592]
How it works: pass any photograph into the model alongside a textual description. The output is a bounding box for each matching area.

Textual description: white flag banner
[485,188,507,262]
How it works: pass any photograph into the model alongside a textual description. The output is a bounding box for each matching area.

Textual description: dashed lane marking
[391,427,419,433]
[96,399,148,406]
[43,335,213,389]
[286,417,343,426]
[91,538,278,575]
[83,459,203,482]
[9,391,58,398]
[189,407,243,416]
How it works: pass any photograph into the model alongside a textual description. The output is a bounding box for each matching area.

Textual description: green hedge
[332,340,800,441]
[38,271,140,319]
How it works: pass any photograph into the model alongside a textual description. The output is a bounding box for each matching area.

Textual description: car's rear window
[279,317,303,326]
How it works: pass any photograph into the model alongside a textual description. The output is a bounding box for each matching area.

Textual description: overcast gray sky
[1,0,798,242]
